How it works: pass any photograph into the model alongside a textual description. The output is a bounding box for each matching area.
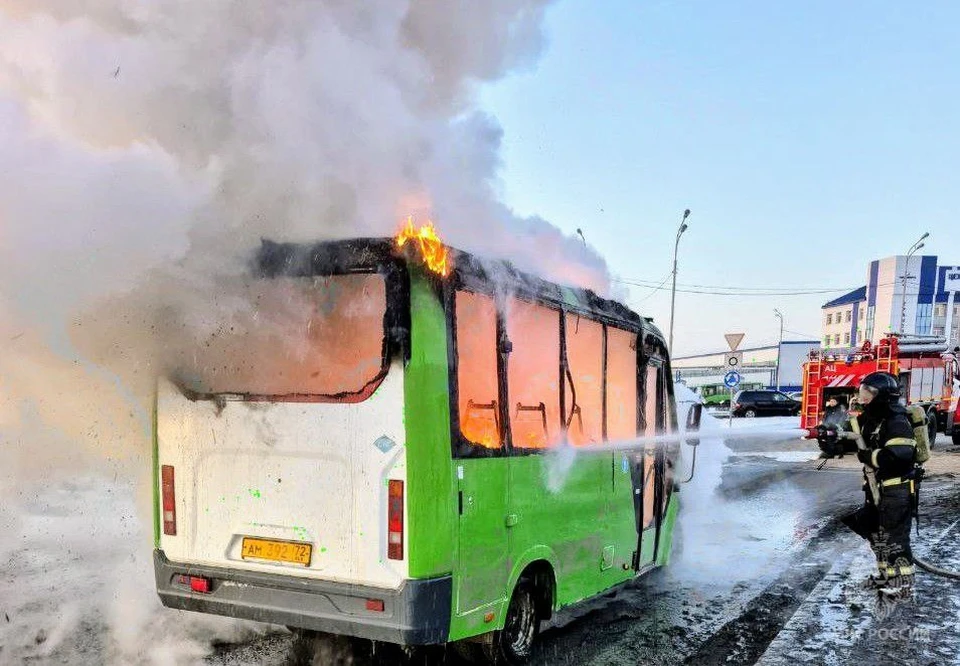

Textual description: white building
[672,340,819,392]
[821,256,960,351]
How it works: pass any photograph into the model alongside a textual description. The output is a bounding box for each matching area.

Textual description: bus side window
[564,314,604,445]
[607,327,638,442]
[506,298,562,449]
[455,291,502,450]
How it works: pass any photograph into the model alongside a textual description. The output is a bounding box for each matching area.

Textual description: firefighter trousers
[841,483,915,578]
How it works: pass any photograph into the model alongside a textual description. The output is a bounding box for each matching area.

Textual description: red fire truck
[801,335,960,446]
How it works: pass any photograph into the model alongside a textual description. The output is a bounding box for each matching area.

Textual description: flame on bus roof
[395,217,451,277]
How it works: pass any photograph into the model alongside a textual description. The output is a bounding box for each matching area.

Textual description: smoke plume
[0,0,612,466]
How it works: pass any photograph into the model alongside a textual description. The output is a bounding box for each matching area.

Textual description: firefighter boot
[878,558,915,599]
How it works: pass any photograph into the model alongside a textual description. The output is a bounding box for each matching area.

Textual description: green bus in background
[153,234,699,664]
[698,381,764,407]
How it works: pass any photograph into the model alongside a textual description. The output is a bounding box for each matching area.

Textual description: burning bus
[152,224,698,663]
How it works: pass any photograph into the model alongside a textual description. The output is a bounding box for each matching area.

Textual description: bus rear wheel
[483,578,540,665]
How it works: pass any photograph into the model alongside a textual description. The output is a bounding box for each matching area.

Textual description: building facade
[821,256,960,351]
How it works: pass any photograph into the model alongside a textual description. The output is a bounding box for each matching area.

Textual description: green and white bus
[698,382,763,407]
[153,236,698,664]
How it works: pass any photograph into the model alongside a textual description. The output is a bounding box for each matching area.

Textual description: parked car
[732,389,801,417]
[786,391,803,402]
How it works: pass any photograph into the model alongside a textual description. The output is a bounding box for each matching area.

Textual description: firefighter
[817,372,919,597]
[823,396,846,425]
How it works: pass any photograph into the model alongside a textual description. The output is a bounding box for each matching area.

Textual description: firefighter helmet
[859,371,901,404]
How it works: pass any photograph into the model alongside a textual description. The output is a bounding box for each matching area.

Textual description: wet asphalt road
[209,422,871,666]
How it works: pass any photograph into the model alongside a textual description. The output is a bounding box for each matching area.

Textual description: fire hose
[816,428,960,581]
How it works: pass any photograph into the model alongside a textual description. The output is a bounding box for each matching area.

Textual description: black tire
[953,432,960,447]
[744,409,757,418]
[483,578,540,665]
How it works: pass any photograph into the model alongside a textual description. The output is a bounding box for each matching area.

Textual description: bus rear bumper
[153,550,451,645]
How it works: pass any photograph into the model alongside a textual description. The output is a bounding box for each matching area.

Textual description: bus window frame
[447,284,509,459]
[504,297,564,455]
[175,248,411,403]
[446,277,651,460]
[562,313,607,447]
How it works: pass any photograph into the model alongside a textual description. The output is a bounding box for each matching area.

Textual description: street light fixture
[899,232,930,335]
[668,208,691,352]
[774,309,784,391]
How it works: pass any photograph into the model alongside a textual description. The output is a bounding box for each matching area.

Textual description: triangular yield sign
[724,333,745,351]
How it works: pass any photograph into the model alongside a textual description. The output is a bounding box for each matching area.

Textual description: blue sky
[479,0,960,355]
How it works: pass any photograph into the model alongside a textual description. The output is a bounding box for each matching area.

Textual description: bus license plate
[240,537,312,566]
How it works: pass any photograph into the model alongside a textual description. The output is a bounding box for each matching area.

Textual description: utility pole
[899,232,929,334]
[668,209,691,352]
[774,309,784,391]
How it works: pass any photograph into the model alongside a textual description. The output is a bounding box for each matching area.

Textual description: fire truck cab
[801,335,960,446]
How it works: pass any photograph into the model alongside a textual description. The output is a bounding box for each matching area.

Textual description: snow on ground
[0,471,274,665]
[757,479,960,666]
[671,403,815,591]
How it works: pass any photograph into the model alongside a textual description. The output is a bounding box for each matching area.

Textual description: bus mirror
[685,403,703,432]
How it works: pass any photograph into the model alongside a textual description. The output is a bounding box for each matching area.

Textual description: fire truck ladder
[876,340,897,375]
[803,359,823,426]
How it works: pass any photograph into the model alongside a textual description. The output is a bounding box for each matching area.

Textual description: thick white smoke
[0,0,611,464]
[0,2,612,662]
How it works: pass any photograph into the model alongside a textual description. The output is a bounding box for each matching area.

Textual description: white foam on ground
[0,471,272,665]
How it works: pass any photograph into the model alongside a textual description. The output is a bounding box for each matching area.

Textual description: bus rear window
[171,273,387,401]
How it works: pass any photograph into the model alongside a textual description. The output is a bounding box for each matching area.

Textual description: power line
[613,277,852,293]
[621,281,851,297]
[784,327,820,339]
[633,272,673,304]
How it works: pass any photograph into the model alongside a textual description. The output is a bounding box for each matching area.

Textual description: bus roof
[255,237,663,344]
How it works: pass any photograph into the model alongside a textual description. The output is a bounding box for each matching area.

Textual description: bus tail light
[387,480,404,560]
[189,576,211,594]
[161,465,177,536]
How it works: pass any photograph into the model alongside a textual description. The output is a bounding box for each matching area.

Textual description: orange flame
[395,217,451,277]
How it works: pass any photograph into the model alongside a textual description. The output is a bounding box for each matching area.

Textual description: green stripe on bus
[404,270,455,579]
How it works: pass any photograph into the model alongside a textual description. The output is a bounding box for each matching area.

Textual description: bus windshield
[171,272,388,401]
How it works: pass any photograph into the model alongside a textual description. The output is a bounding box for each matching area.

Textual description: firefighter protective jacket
[850,406,917,482]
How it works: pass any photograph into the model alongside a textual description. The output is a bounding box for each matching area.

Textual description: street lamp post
[668,209,691,352]
[899,232,930,335]
[774,309,784,391]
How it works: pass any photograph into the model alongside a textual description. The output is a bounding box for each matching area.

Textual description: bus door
[654,362,678,559]
[451,290,511,618]
[634,359,663,568]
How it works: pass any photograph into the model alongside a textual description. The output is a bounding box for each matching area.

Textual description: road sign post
[724,333,745,427]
